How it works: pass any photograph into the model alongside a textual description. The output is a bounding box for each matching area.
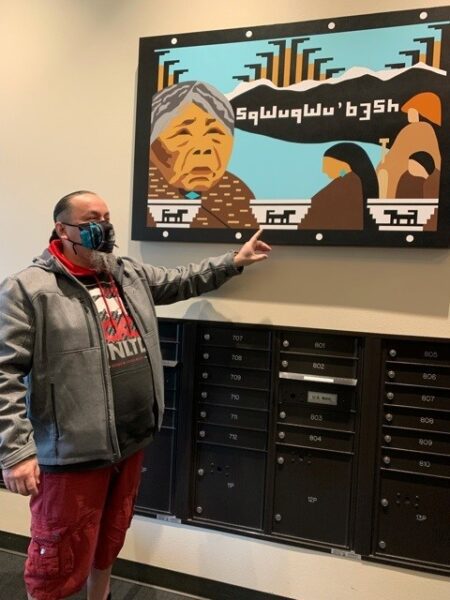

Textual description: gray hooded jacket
[0,249,241,469]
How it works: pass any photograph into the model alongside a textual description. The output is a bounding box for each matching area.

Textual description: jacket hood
[31,244,124,281]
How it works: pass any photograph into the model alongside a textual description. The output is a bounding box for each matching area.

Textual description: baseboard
[0,530,293,600]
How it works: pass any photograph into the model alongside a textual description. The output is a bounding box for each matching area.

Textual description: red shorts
[24,450,144,600]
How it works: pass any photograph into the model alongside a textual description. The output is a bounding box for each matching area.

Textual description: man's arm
[0,276,39,495]
[142,229,271,306]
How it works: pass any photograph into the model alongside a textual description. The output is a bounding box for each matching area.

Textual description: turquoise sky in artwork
[153,20,448,199]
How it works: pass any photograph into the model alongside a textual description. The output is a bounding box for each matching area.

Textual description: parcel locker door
[193,444,266,530]
[273,448,353,547]
[375,473,450,568]
[136,427,176,515]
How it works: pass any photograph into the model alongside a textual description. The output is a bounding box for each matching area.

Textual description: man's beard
[88,250,117,273]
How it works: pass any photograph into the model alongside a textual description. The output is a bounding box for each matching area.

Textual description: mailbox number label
[419,460,431,468]
[421,395,435,403]
[423,373,437,381]
[419,438,433,446]
[310,414,324,421]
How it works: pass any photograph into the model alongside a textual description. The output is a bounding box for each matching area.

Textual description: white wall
[0,1,449,598]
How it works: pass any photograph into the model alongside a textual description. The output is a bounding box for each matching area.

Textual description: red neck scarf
[48,240,96,277]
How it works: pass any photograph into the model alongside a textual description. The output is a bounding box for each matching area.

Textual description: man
[0,190,270,600]
[148,81,258,229]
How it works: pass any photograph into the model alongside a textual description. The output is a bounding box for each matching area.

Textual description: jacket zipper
[79,299,94,347]
[50,384,60,445]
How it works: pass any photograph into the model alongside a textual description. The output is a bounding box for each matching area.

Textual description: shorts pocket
[28,524,74,579]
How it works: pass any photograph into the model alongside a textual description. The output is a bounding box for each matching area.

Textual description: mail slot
[277,425,354,453]
[197,423,267,451]
[382,428,450,456]
[158,321,180,341]
[160,340,179,362]
[199,326,270,349]
[164,388,177,409]
[385,364,450,388]
[279,331,358,357]
[278,405,355,432]
[279,380,356,412]
[199,346,270,370]
[379,449,450,479]
[385,341,450,365]
[375,474,450,567]
[280,353,358,380]
[161,408,176,429]
[199,366,270,389]
[198,386,269,410]
[384,386,450,412]
[164,367,178,390]
[382,407,450,434]
[198,404,268,430]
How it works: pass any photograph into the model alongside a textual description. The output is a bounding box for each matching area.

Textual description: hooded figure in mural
[148,81,258,229]
[299,142,378,230]
[377,92,442,199]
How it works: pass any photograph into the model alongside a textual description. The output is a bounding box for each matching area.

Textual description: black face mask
[62,221,116,254]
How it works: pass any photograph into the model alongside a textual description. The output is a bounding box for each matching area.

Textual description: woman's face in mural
[150,103,234,191]
[322,156,350,180]
[407,159,428,179]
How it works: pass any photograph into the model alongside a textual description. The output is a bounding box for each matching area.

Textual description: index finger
[249,228,264,242]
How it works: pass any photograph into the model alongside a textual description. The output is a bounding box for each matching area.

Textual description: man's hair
[150,81,234,145]
[49,190,95,242]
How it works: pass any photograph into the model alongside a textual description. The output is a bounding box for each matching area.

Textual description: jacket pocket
[46,347,112,461]
[27,523,74,579]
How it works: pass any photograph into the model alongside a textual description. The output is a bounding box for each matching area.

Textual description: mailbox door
[193,444,266,530]
[375,474,450,568]
[136,427,176,515]
[272,448,353,547]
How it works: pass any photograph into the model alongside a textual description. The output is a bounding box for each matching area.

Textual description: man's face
[150,103,234,191]
[56,193,113,268]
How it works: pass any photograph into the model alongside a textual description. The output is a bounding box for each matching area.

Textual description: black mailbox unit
[1,312,448,576]
[373,339,450,573]
[272,331,361,549]
[135,320,183,516]
[192,324,272,531]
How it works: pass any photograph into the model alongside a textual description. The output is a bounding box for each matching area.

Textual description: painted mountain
[228,64,446,145]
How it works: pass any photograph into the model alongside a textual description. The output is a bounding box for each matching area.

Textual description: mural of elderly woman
[148,81,258,229]
[377,92,441,199]
[299,142,378,230]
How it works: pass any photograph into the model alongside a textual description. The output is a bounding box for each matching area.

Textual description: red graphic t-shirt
[81,274,156,454]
